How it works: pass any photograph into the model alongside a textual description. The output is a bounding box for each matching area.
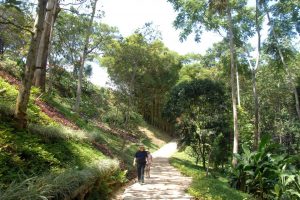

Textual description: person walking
[145,151,153,178]
[133,144,148,184]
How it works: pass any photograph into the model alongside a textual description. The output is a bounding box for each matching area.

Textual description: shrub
[102,106,145,129]
[273,165,300,199]
[230,136,300,199]
[0,58,23,79]
[0,104,14,121]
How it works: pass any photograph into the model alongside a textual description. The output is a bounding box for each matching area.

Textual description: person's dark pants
[137,162,146,183]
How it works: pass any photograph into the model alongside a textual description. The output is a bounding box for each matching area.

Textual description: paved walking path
[121,142,192,200]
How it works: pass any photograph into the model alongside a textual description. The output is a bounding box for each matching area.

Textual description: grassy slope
[0,77,106,188]
[0,75,169,195]
[42,92,170,171]
[170,150,253,200]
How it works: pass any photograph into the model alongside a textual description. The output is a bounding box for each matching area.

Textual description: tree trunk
[33,0,58,92]
[75,0,98,112]
[157,97,162,129]
[75,56,84,112]
[201,150,206,169]
[47,9,59,94]
[244,0,261,150]
[252,69,259,149]
[47,60,54,93]
[206,150,212,176]
[253,0,261,150]
[41,0,59,92]
[264,3,300,121]
[227,7,239,167]
[236,64,241,107]
[151,97,155,125]
[15,0,47,128]
[155,95,158,127]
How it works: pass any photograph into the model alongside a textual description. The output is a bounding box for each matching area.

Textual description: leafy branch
[0,14,33,34]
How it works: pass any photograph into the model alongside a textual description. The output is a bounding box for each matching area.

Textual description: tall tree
[163,79,229,170]
[241,0,261,150]
[226,2,239,166]
[262,0,300,121]
[33,0,59,92]
[102,32,181,131]
[51,11,117,97]
[167,0,254,166]
[102,34,150,124]
[75,0,98,112]
[14,0,47,128]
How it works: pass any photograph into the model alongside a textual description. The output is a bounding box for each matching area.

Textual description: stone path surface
[121,142,192,200]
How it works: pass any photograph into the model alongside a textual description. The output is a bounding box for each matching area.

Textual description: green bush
[230,136,300,199]
[0,104,14,121]
[102,106,145,129]
[273,165,300,199]
[0,58,23,79]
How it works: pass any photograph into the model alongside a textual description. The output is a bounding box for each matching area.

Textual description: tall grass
[28,124,89,142]
[0,159,121,200]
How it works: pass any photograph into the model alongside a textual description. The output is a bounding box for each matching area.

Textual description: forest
[0,0,299,199]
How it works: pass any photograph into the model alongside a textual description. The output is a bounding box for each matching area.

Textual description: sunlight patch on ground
[120,141,192,200]
[138,126,166,147]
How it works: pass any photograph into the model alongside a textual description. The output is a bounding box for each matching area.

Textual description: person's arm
[148,154,152,164]
[133,152,137,166]
[133,157,136,166]
[146,152,150,164]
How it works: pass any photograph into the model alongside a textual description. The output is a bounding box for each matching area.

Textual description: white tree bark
[227,7,239,167]
[75,0,98,112]
[236,64,241,106]
[47,1,60,92]
[33,0,58,92]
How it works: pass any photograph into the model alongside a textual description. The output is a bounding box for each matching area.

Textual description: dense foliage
[230,136,300,199]
[166,0,300,199]
[164,79,230,169]
[101,29,181,132]
[0,0,300,199]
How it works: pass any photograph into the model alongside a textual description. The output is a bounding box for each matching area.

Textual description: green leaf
[274,184,280,195]
[258,135,270,152]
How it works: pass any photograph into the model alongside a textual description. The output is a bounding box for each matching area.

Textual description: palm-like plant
[230,136,300,199]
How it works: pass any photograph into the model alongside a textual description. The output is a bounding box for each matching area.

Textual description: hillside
[1,1,300,199]
[0,62,171,199]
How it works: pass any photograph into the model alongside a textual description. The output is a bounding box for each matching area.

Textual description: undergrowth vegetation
[230,136,300,200]
[0,56,169,199]
[0,123,105,188]
[170,148,253,200]
[0,159,125,200]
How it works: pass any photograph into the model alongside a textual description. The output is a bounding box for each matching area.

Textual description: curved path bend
[121,142,192,200]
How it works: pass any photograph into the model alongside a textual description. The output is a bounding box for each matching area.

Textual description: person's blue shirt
[135,150,147,164]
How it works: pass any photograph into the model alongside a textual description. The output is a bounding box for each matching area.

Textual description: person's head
[139,144,145,151]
